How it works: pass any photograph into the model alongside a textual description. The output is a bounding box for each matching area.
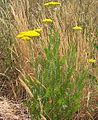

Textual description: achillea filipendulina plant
[72,26,82,30]
[44,2,61,7]
[23,30,88,120]
[3,0,98,119]
[42,18,53,24]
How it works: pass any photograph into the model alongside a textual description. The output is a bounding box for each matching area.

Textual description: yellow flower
[16,33,25,38]
[33,28,42,33]
[44,2,61,7]
[16,30,40,38]
[72,26,82,30]
[87,59,96,63]
[21,36,31,40]
[21,31,40,37]
[42,18,53,24]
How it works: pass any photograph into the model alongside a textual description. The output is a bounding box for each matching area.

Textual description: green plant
[23,29,88,120]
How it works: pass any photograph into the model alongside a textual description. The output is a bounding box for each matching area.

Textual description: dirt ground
[0,97,31,120]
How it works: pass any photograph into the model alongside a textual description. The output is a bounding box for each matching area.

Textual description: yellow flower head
[72,26,82,30]
[33,28,42,33]
[87,59,96,63]
[44,2,61,7]
[42,18,53,24]
[16,33,25,38]
[21,36,31,40]
[16,30,40,38]
[21,30,40,37]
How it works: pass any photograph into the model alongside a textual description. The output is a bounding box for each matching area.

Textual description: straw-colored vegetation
[0,0,98,119]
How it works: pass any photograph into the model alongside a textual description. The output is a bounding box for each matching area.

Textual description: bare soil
[0,97,31,120]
